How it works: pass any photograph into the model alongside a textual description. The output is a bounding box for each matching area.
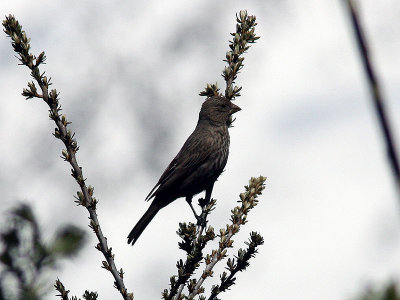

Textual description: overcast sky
[1,1,400,299]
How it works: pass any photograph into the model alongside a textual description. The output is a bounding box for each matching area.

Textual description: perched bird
[127,95,241,245]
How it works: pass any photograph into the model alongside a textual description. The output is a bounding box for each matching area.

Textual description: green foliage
[356,282,400,300]
[0,204,86,300]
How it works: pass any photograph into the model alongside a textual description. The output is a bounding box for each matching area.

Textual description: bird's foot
[198,197,209,208]
[187,197,208,227]
[195,213,207,227]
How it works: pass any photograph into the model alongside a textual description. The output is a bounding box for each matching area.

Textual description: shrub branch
[199,10,259,101]
[164,177,266,300]
[2,15,132,300]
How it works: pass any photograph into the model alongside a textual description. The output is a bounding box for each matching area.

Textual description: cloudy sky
[1,0,400,299]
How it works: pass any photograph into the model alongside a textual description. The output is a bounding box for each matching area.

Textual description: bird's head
[199,96,241,126]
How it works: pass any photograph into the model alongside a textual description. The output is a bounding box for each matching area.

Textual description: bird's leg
[186,195,207,227]
[194,183,215,227]
[186,195,200,219]
[204,182,214,204]
[198,182,215,208]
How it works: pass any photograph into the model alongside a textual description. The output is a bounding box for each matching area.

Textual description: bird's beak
[230,102,241,115]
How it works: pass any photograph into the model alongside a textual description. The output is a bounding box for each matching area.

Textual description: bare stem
[345,0,400,196]
[3,15,133,300]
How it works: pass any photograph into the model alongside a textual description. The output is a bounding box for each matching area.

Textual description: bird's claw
[198,197,208,208]
[195,213,207,227]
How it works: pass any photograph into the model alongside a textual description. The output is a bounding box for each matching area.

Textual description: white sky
[1,1,400,299]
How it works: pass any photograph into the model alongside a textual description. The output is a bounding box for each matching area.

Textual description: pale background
[1,1,400,299]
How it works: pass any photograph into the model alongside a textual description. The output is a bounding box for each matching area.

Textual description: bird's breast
[174,125,231,199]
[210,126,230,174]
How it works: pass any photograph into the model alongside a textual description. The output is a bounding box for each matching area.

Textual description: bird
[127,95,241,245]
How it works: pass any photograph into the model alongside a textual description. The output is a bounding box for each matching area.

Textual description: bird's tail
[127,202,160,245]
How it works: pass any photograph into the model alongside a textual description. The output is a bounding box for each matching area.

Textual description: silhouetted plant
[0,204,86,300]
[355,282,400,300]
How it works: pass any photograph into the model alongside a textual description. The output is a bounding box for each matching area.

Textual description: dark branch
[3,15,133,300]
[345,0,400,196]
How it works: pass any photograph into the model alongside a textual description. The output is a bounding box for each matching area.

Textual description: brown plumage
[127,95,241,245]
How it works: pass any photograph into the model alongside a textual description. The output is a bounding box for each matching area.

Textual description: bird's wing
[145,130,214,201]
[145,157,178,201]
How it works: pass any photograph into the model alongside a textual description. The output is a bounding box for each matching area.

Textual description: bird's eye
[221,104,227,108]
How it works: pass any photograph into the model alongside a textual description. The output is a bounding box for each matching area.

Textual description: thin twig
[345,0,400,195]
[165,200,216,300]
[54,278,73,300]
[3,15,133,300]
[187,177,266,299]
[173,204,210,300]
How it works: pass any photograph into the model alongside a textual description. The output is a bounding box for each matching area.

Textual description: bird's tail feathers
[127,202,160,245]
